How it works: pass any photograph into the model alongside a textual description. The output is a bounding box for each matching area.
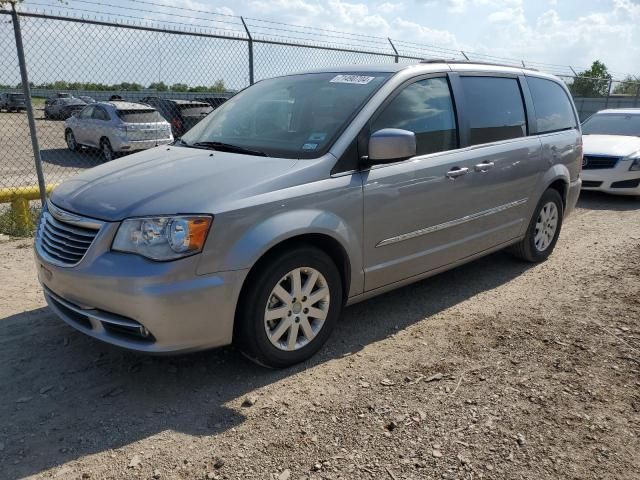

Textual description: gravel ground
[0,191,639,480]
[0,110,102,190]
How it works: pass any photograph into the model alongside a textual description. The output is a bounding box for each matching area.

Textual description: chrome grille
[36,203,103,267]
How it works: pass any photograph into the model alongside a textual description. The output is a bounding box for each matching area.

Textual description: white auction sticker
[330,75,375,85]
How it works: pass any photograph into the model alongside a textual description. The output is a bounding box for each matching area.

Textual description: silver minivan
[64,101,173,161]
[35,62,582,367]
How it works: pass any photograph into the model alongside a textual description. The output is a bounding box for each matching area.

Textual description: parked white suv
[64,101,173,161]
[581,109,640,196]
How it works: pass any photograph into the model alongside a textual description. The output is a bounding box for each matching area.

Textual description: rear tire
[235,245,343,368]
[508,188,563,262]
[100,138,114,162]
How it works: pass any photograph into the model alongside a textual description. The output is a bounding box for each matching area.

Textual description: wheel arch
[541,164,570,210]
[238,232,352,305]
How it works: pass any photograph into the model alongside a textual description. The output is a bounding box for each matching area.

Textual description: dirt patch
[1,191,639,480]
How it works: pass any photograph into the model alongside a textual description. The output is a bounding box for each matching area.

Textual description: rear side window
[371,77,458,156]
[527,77,577,133]
[117,109,165,123]
[460,77,526,146]
[92,108,110,121]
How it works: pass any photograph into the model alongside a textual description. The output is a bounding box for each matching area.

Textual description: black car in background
[0,92,26,112]
[140,97,212,137]
[193,96,229,109]
[45,92,72,106]
[44,97,87,119]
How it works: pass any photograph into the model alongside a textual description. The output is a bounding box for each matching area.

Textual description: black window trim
[352,72,461,172]
[449,71,531,148]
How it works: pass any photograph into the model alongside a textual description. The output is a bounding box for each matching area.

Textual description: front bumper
[581,162,640,196]
[35,218,248,353]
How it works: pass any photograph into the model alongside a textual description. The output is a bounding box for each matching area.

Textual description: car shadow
[0,250,533,478]
[577,190,640,211]
[40,148,103,168]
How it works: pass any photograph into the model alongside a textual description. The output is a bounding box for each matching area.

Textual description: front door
[362,74,538,291]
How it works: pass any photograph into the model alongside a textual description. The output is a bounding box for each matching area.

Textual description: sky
[3,0,639,88]
[44,0,639,76]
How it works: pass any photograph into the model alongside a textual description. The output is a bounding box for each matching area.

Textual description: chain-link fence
[1,7,639,235]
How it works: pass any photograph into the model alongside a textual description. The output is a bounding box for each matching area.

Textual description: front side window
[582,113,640,136]
[460,76,527,146]
[181,72,391,158]
[371,77,458,156]
[527,77,577,133]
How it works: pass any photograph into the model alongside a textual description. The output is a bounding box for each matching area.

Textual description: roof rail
[419,58,539,71]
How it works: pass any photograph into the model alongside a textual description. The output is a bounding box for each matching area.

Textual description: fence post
[241,17,254,85]
[388,38,398,63]
[634,83,640,108]
[604,79,613,109]
[11,2,47,206]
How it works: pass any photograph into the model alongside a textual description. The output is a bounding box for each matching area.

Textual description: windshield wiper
[191,141,269,157]
[174,138,191,147]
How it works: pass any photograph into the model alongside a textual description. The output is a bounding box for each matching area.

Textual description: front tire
[236,245,343,368]
[508,188,563,262]
[65,129,78,152]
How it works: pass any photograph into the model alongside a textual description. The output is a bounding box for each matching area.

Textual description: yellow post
[10,196,33,233]
[0,184,56,235]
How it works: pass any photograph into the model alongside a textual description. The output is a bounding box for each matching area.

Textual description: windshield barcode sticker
[330,75,375,85]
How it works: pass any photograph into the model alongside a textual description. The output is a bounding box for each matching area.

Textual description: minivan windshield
[180,72,391,158]
[582,113,640,136]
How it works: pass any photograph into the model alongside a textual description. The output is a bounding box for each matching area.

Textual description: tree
[148,81,168,92]
[170,83,189,92]
[613,75,640,95]
[570,60,612,98]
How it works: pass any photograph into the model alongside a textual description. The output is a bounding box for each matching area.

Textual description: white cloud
[376,1,404,14]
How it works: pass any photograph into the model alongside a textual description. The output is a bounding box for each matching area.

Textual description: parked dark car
[45,92,72,106]
[78,95,97,104]
[193,96,229,109]
[140,97,212,137]
[44,98,87,120]
[0,92,26,112]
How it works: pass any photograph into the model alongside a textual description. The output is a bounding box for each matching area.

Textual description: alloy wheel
[264,267,330,351]
[66,131,76,151]
[534,201,558,252]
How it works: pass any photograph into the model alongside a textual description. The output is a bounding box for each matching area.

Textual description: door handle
[474,161,495,172]
[446,167,469,179]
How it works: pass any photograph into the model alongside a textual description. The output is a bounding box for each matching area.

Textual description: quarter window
[371,77,458,156]
[460,77,526,146]
[92,108,110,121]
[78,106,94,119]
[527,77,577,133]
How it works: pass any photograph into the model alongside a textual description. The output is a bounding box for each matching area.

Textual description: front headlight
[113,215,212,260]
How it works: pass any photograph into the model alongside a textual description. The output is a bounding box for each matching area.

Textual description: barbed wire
[12,0,639,80]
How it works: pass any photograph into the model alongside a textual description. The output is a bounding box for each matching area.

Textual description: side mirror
[367,128,416,164]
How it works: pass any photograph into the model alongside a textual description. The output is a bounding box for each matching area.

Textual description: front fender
[197,208,364,298]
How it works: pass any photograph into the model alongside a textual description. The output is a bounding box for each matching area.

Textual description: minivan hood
[582,134,640,157]
[50,146,298,221]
